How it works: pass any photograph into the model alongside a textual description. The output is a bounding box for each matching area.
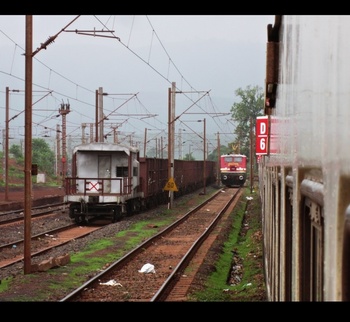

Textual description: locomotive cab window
[116,166,128,177]
[225,156,243,163]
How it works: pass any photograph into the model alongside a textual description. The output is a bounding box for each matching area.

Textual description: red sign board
[256,116,269,155]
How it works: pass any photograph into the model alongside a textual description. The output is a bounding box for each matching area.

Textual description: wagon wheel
[75,215,87,225]
[112,206,122,223]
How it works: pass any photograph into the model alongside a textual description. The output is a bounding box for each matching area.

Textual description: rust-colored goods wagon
[65,142,216,224]
[138,157,168,208]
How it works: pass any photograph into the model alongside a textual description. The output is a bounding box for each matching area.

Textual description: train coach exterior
[138,157,216,207]
[173,159,216,195]
[220,153,247,187]
[260,15,350,301]
[64,142,217,224]
[64,142,142,223]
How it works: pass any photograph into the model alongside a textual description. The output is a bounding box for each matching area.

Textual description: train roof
[221,153,247,157]
[72,142,139,155]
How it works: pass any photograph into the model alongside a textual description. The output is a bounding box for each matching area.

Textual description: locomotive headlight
[223,175,228,180]
[239,175,244,180]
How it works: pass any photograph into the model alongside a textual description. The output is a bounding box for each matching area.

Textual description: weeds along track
[0,220,104,269]
[61,187,242,302]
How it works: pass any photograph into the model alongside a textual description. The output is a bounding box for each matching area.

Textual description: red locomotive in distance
[220,153,247,187]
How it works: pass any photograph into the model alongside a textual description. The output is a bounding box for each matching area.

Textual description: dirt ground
[0,185,267,302]
[0,185,65,211]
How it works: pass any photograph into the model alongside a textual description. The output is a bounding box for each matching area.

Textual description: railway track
[0,202,66,225]
[0,223,104,269]
[60,187,242,302]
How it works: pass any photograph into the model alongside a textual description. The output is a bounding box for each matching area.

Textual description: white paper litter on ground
[99,279,122,287]
[138,263,156,273]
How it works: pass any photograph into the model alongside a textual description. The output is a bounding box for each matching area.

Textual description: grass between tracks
[0,216,178,301]
[187,186,267,301]
[0,190,210,301]
[0,186,266,301]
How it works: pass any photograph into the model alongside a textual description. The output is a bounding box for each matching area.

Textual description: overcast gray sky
[0,15,274,158]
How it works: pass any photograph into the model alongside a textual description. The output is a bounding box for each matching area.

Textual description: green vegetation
[0,138,60,187]
[183,153,196,161]
[187,186,266,301]
[0,186,265,301]
[230,85,264,157]
[204,85,264,171]
[9,144,24,164]
[32,138,56,177]
[0,214,178,301]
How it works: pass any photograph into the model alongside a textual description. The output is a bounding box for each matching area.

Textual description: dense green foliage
[0,138,57,186]
[9,138,56,176]
[230,85,264,157]
[206,85,264,163]
[9,144,24,162]
[31,138,56,176]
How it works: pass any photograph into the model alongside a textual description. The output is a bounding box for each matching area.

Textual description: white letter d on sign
[256,116,269,155]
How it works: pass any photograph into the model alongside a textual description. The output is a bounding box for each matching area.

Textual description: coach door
[98,155,111,193]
